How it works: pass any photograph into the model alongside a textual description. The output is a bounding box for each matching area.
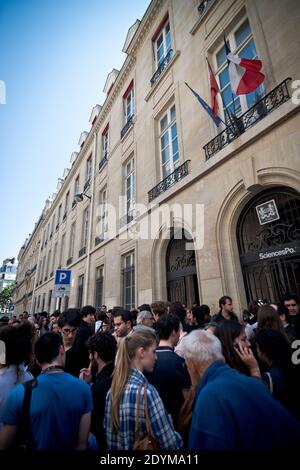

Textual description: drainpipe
[83,132,97,305]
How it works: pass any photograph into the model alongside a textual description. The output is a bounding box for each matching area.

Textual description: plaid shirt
[104,368,183,450]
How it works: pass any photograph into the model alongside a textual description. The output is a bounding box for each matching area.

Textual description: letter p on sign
[59,272,67,283]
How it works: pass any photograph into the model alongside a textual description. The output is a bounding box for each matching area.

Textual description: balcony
[99,154,108,172]
[148,160,191,202]
[121,115,134,139]
[95,235,104,246]
[198,0,214,17]
[119,212,134,228]
[150,49,173,87]
[79,247,86,257]
[203,78,292,160]
[83,178,91,192]
[66,257,73,266]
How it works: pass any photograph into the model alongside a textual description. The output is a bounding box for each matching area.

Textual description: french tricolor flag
[224,38,265,95]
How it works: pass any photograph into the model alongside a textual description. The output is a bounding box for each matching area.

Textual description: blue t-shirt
[2,372,93,450]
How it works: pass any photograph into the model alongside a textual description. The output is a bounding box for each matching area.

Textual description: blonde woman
[104,329,183,450]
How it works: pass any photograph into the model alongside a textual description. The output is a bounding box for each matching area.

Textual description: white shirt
[0,363,33,422]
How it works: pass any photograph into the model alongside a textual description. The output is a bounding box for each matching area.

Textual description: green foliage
[0,282,15,311]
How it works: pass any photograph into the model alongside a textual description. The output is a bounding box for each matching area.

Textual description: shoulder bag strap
[135,384,142,439]
[143,383,151,435]
[19,379,38,449]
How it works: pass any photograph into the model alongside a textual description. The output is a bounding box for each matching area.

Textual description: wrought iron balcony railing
[83,178,91,192]
[95,235,104,246]
[150,49,173,87]
[198,0,214,17]
[148,160,191,202]
[119,212,134,228]
[66,257,73,266]
[99,154,108,172]
[121,115,134,139]
[79,247,86,257]
[203,78,292,160]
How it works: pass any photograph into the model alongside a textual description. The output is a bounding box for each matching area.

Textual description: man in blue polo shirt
[181,330,300,450]
[0,332,93,450]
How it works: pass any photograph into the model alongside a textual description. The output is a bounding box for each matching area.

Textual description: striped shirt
[104,368,183,450]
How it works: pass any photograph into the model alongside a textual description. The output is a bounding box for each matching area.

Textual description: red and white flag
[225,39,265,95]
[206,59,220,116]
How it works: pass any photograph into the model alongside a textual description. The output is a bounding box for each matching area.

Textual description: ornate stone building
[14,0,300,316]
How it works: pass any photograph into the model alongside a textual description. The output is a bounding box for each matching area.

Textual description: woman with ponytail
[104,329,183,450]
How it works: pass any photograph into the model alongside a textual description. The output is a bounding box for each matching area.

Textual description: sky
[0,0,150,264]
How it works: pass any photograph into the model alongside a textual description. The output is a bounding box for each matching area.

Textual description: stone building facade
[14,0,300,316]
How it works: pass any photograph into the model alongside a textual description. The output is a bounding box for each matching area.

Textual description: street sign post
[54,269,71,298]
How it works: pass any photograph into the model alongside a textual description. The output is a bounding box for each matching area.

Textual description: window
[86,156,92,182]
[48,290,52,312]
[65,192,70,215]
[124,158,135,221]
[57,204,62,227]
[99,188,108,237]
[74,175,80,198]
[214,18,265,122]
[40,256,46,283]
[41,293,46,312]
[122,252,135,309]
[159,104,179,179]
[51,242,57,275]
[95,266,104,310]
[77,275,84,308]
[123,82,134,123]
[153,18,172,69]
[37,295,40,311]
[68,222,76,260]
[51,215,55,236]
[101,125,109,160]
[81,207,89,249]
[45,249,51,280]
[59,233,65,267]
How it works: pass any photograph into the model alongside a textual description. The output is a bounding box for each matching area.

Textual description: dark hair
[169,302,186,324]
[219,296,232,308]
[150,301,167,317]
[257,305,289,340]
[34,332,63,364]
[277,303,290,319]
[138,304,151,313]
[191,306,206,327]
[0,321,34,365]
[280,292,299,304]
[255,328,291,367]
[96,311,108,322]
[113,309,132,325]
[58,309,81,328]
[215,321,249,375]
[156,313,180,340]
[86,332,117,363]
[80,305,96,319]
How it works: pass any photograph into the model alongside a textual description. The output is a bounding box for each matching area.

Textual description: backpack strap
[18,379,38,450]
[143,384,151,435]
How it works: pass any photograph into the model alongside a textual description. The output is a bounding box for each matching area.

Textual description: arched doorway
[237,187,300,303]
[166,229,199,306]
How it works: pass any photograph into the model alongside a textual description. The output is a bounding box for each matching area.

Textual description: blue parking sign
[55,269,71,285]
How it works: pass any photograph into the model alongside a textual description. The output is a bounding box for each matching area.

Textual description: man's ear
[59,344,65,356]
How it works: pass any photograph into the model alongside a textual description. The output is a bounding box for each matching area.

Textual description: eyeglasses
[61,327,78,336]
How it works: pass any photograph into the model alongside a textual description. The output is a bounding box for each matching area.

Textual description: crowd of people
[0,293,299,450]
